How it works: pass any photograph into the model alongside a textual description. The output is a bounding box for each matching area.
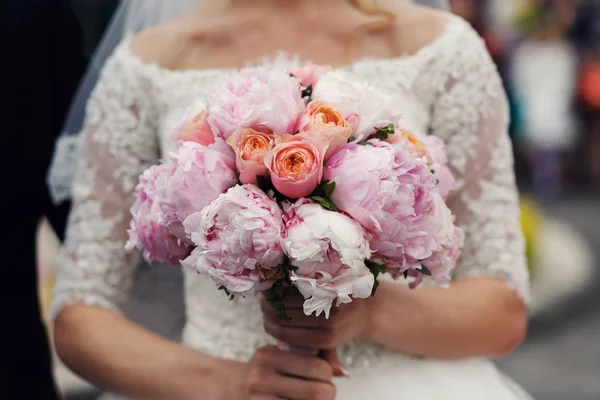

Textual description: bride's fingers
[255,346,334,382]
[264,320,336,349]
[321,349,350,378]
[251,396,280,400]
[263,373,336,400]
[269,292,306,309]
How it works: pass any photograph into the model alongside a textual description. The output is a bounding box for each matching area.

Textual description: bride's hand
[220,345,335,400]
[260,295,370,350]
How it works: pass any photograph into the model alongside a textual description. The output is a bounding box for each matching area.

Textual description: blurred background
[31,0,600,399]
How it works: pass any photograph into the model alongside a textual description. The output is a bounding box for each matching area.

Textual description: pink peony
[297,100,353,160]
[227,127,275,185]
[175,110,216,146]
[324,140,445,276]
[422,135,456,200]
[207,68,305,139]
[126,164,192,265]
[408,194,465,289]
[289,65,334,88]
[312,70,400,138]
[387,130,456,199]
[182,184,286,294]
[282,201,373,318]
[166,139,238,223]
[264,132,329,199]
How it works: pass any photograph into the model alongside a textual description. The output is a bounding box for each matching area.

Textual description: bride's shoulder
[390,4,479,57]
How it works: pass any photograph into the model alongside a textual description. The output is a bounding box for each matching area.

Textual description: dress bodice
[51,15,529,370]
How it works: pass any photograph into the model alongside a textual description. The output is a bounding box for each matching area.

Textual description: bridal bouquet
[126,65,464,319]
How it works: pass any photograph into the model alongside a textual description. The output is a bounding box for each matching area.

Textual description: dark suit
[1,0,86,397]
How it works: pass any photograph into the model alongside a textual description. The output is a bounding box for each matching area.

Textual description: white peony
[311,70,401,139]
[281,201,374,318]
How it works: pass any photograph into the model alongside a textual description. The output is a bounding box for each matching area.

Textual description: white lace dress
[52,15,532,399]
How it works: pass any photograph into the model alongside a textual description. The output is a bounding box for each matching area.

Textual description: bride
[50,0,533,399]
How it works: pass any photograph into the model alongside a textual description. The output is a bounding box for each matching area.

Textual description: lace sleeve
[430,24,530,303]
[51,46,160,318]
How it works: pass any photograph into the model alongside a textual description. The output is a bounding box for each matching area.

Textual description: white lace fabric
[51,15,529,369]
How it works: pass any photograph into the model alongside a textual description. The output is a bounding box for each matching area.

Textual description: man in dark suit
[1,0,87,397]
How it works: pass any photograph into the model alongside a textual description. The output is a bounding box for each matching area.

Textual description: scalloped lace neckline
[118,14,467,78]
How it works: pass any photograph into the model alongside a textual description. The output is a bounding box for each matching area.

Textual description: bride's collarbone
[129,6,449,73]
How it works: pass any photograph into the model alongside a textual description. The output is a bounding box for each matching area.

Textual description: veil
[47,0,450,204]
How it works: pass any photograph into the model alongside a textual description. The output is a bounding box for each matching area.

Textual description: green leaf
[267,295,292,320]
[371,280,381,296]
[348,136,356,143]
[265,291,277,301]
[365,260,388,296]
[285,285,300,297]
[371,124,396,141]
[358,141,374,146]
[371,131,388,141]
[302,85,313,99]
[418,265,432,276]
[325,181,336,197]
[218,286,235,301]
[256,175,268,192]
[275,285,285,299]
[277,309,292,321]
[285,263,298,272]
[323,199,338,212]
[277,268,288,280]
[309,196,337,212]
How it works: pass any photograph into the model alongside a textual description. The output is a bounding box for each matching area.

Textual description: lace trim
[47,134,82,205]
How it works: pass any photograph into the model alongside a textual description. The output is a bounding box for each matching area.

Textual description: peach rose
[227,128,275,185]
[297,101,352,160]
[289,65,334,88]
[264,132,329,199]
[176,111,216,146]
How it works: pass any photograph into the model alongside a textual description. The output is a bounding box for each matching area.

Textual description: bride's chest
[151,61,437,154]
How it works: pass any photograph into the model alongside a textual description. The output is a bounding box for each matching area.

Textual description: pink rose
[207,68,305,139]
[227,127,275,185]
[297,100,353,160]
[166,138,238,223]
[175,110,216,146]
[282,201,373,318]
[126,164,192,265]
[264,132,329,199]
[289,65,334,88]
[182,185,285,295]
[324,140,443,276]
